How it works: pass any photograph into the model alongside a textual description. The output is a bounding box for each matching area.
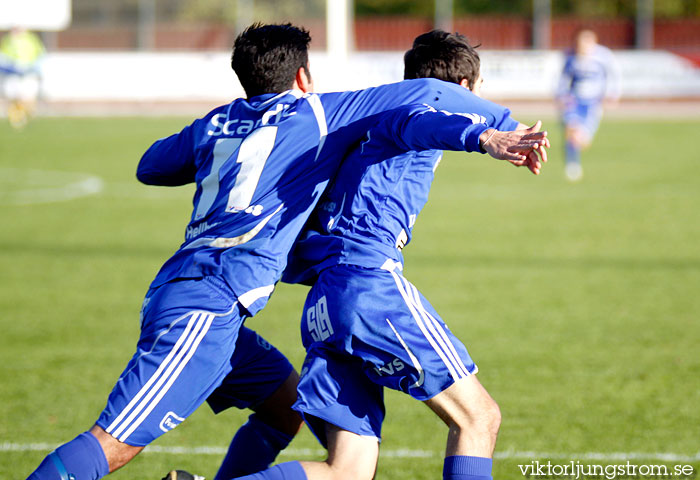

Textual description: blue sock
[214,414,294,480]
[443,455,493,480]
[231,461,306,480]
[27,431,110,480]
[565,140,580,166]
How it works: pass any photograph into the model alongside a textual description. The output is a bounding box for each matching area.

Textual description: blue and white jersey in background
[137,79,495,316]
[557,44,621,105]
[283,95,519,285]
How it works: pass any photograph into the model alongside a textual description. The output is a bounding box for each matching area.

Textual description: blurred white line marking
[2,442,698,462]
[0,167,103,205]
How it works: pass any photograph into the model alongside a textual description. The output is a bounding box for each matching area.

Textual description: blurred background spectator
[0,27,45,128]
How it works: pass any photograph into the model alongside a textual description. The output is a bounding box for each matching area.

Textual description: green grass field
[1,115,699,479]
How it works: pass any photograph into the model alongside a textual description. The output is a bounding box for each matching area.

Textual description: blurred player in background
[26,23,545,480]
[227,30,548,480]
[0,26,45,129]
[556,28,621,181]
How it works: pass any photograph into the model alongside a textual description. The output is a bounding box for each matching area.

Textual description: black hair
[231,23,312,98]
[403,30,481,89]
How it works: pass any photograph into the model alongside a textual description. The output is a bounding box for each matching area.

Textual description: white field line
[1,168,103,206]
[1,442,699,462]
[0,168,191,206]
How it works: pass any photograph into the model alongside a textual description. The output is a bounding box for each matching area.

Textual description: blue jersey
[137,79,495,316]
[557,44,621,105]
[283,95,519,284]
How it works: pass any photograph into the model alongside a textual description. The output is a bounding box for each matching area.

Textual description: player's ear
[464,74,484,97]
[294,64,313,93]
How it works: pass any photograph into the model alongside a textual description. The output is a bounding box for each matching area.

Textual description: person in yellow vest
[0,27,45,129]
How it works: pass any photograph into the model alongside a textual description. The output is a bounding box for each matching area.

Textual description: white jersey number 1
[194,126,278,221]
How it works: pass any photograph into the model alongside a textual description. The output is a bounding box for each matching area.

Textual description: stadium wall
[36,50,700,103]
[38,17,700,51]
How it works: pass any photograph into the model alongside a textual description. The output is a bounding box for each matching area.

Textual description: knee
[453,393,501,439]
[483,397,501,437]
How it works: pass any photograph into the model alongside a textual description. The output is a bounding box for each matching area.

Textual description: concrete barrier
[31,49,700,103]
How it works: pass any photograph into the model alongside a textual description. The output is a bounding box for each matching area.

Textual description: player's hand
[480,121,550,175]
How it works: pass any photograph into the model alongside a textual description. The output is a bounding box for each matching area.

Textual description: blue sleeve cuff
[463,123,490,153]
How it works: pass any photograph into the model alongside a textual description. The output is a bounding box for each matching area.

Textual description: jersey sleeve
[136,122,198,186]
[319,78,518,153]
[491,108,519,132]
[409,79,518,132]
[377,104,490,153]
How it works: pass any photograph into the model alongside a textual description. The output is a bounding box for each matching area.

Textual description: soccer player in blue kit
[229,31,549,480]
[26,24,547,480]
[556,28,621,181]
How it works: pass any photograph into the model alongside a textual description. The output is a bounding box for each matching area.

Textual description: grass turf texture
[1,116,698,479]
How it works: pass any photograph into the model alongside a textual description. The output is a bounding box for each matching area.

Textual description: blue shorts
[96,276,293,446]
[562,101,603,140]
[294,263,477,446]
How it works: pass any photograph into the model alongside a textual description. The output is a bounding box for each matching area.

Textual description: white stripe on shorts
[386,318,425,388]
[404,280,471,378]
[387,269,467,382]
[106,311,215,443]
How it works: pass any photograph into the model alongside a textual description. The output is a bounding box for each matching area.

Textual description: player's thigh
[301,423,379,480]
[96,276,243,447]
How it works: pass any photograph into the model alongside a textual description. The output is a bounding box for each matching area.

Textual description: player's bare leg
[244,376,500,480]
[564,125,590,181]
[566,125,591,151]
[299,423,379,480]
[232,421,379,480]
[424,374,501,458]
[421,374,501,480]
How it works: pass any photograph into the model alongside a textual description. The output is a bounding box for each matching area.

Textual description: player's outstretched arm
[378,105,549,176]
[479,121,550,175]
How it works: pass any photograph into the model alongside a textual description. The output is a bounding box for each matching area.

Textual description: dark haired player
[231,30,548,480]
[27,24,546,480]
